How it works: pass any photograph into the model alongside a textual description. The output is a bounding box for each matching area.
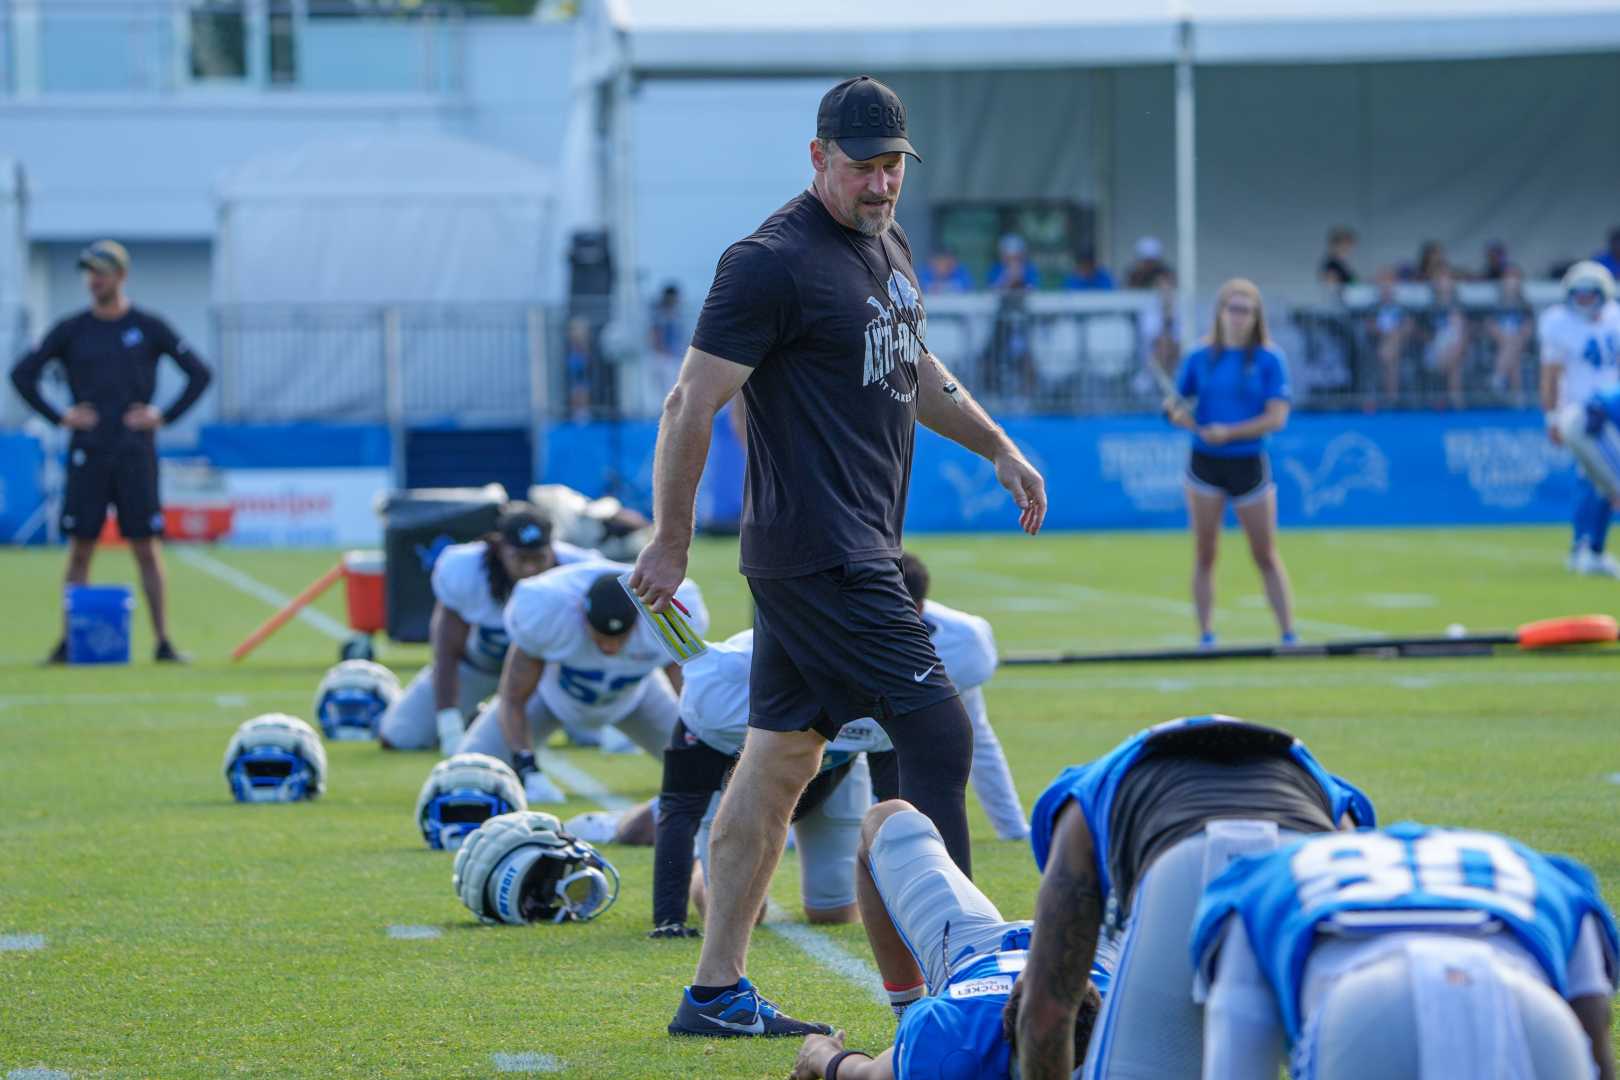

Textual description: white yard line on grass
[996,668,1620,693]
[0,691,272,711]
[491,1052,564,1074]
[950,567,1380,639]
[7,1070,71,1080]
[544,757,888,1005]
[386,925,442,941]
[174,548,350,641]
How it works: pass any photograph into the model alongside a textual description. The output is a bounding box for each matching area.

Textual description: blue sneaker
[668,977,832,1038]
[1280,631,1299,647]
[1198,631,1216,650]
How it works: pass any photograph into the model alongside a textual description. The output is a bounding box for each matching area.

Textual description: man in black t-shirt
[629,76,1047,1039]
[10,240,212,663]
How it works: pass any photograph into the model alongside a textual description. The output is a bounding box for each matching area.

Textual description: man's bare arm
[915,352,1047,534]
[629,348,752,610]
[429,603,472,711]
[496,648,545,754]
[1016,802,1103,1080]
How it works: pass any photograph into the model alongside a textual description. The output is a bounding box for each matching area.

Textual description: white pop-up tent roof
[605,0,1620,71]
[213,133,554,305]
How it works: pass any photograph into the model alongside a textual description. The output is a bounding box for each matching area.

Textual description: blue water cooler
[64,585,135,664]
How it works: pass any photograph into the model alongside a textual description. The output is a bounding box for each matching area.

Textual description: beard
[852,199,895,238]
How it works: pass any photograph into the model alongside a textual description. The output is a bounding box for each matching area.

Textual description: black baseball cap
[496,504,551,551]
[584,572,638,637]
[817,76,921,163]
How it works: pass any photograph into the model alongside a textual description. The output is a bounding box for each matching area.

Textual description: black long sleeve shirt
[10,307,212,450]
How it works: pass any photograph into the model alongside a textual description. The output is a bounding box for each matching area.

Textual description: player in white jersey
[377,506,594,753]
[1539,260,1620,575]
[457,560,708,804]
[892,551,1028,840]
[647,627,886,936]
[1190,823,1618,1080]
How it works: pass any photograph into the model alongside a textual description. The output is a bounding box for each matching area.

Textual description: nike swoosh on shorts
[912,664,937,682]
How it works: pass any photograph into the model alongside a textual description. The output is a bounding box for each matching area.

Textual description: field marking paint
[996,668,1620,693]
[950,567,1380,638]
[1606,774,1620,786]
[1362,593,1438,609]
[386,925,442,940]
[546,756,887,1004]
[0,934,46,952]
[491,1052,563,1073]
[174,548,350,641]
[0,690,274,711]
[7,1070,71,1080]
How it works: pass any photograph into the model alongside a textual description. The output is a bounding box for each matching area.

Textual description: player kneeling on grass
[223,714,327,803]
[789,799,1104,1078]
[415,752,527,851]
[313,659,400,741]
[456,561,708,803]
[649,628,887,938]
[1190,823,1618,1080]
[1014,715,1375,1080]
[454,811,620,925]
[378,505,593,754]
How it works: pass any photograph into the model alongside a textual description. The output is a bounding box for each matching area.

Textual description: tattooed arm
[1015,801,1103,1080]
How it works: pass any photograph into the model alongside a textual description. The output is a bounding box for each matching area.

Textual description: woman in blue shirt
[1166,279,1296,647]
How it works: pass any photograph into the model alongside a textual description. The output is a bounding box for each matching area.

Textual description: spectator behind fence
[987,233,1040,290]
[1318,225,1358,288]
[1479,239,1510,281]
[648,283,685,406]
[918,249,974,295]
[1487,265,1534,405]
[1415,269,1470,409]
[1063,246,1114,291]
[1368,266,1413,406]
[1597,227,1620,277]
[1141,269,1181,381]
[1404,240,1448,282]
[1125,235,1169,288]
[564,315,598,422]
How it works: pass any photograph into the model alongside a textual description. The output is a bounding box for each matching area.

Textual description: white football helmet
[415,752,528,851]
[453,811,620,925]
[313,659,401,741]
[223,713,327,803]
[1563,260,1616,315]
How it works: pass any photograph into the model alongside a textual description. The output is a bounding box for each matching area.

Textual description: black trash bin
[377,484,507,643]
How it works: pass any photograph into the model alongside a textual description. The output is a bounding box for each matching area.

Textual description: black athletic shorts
[61,442,164,540]
[1186,450,1271,505]
[747,558,957,741]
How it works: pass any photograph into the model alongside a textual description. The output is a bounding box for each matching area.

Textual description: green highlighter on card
[617,572,708,665]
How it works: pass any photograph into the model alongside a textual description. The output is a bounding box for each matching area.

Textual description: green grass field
[1,525,1616,1078]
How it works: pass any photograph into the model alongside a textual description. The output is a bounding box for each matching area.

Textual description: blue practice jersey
[1190,822,1620,1042]
[893,926,1112,1080]
[1175,345,1291,457]
[1029,716,1376,900]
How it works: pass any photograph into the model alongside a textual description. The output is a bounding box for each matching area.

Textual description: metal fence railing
[212,303,546,427]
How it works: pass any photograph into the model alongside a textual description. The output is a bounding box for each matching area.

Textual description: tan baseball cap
[77,239,130,274]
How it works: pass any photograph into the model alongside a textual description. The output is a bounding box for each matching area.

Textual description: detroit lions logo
[122,326,144,348]
[1283,433,1390,517]
[861,270,926,403]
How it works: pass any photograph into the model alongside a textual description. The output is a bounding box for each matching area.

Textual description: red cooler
[343,550,386,634]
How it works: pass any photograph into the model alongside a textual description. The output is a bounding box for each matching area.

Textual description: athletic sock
[690,982,740,1003]
[885,979,924,1018]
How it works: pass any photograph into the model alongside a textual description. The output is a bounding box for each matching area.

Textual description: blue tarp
[197,423,391,469]
[543,410,1579,533]
[0,432,46,543]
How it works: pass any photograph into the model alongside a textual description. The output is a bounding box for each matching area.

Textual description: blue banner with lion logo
[542,410,1577,532]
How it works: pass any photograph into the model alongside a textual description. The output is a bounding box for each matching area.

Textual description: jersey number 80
[1289,830,1536,923]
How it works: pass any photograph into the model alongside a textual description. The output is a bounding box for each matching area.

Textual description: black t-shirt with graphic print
[692,190,926,579]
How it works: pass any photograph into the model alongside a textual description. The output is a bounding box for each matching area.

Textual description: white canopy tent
[576,0,1620,337]
[213,133,555,306]
[0,159,29,425]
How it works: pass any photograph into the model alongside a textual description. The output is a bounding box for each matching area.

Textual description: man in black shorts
[10,240,212,663]
[629,75,1047,1038]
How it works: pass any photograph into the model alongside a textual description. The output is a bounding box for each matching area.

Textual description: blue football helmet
[415,752,528,851]
[223,714,327,803]
[313,659,400,741]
